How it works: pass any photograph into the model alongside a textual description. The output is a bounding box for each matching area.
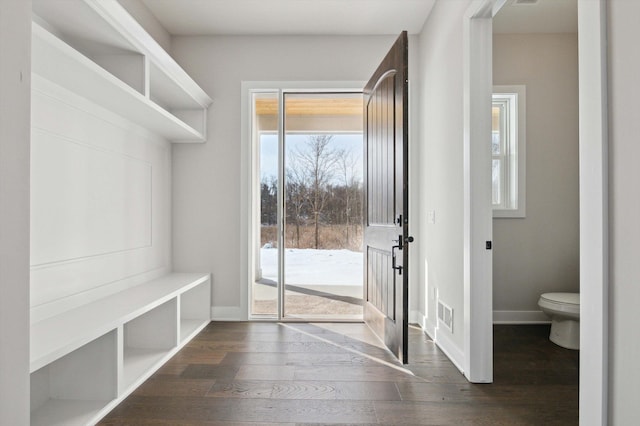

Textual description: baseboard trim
[211,306,243,321]
[433,327,465,374]
[423,317,436,340]
[410,310,436,339]
[493,310,551,324]
[405,312,465,375]
[409,310,423,326]
[409,310,549,380]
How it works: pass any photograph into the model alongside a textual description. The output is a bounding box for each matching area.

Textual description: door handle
[391,235,414,275]
[392,244,402,275]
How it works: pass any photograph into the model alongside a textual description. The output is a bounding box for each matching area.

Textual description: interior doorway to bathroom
[491,1,580,330]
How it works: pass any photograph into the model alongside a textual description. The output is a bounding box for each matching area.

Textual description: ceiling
[140,0,436,36]
[140,0,576,37]
[493,0,578,34]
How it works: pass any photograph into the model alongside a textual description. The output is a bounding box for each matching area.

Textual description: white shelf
[31,399,112,426]
[32,23,205,142]
[83,0,211,108]
[31,0,212,143]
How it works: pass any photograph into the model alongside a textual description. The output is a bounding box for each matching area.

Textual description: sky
[260,133,364,183]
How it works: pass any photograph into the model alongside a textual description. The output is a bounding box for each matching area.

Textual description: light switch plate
[427,210,436,224]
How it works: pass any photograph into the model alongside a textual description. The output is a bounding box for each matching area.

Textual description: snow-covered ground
[260,248,363,286]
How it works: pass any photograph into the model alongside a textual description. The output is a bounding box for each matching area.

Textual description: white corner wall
[416,0,473,363]
[170,35,418,319]
[0,0,31,423]
[492,33,579,319]
[608,0,640,423]
[30,78,173,322]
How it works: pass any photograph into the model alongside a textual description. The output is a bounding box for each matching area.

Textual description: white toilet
[538,292,580,350]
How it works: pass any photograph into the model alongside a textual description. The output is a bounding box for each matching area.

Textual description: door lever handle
[391,244,402,275]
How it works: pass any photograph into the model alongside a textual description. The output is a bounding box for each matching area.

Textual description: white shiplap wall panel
[30,77,171,320]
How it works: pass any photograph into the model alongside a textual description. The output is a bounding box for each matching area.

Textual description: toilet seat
[539,292,580,316]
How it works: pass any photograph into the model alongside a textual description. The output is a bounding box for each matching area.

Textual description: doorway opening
[249,89,365,321]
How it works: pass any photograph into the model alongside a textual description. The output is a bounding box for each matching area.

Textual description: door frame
[577,1,608,423]
[464,0,609,420]
[240,80,365,321]
[462,0,503,384]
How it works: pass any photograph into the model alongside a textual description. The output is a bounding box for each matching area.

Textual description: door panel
[363,32,409,363]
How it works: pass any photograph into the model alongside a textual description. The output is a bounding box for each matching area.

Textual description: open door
[363,32,410,363]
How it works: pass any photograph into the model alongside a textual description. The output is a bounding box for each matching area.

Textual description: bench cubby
[122,298,179,393]
[30,330,118,426]
[30,273,211,425]
[180,278,214,343]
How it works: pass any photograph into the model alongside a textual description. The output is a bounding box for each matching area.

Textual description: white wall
[170,35,418,318]
[30,77,172,322]
[608,0,640,422]
[492,34,579,317]
[416,0,472,360]
[0,0,31,423]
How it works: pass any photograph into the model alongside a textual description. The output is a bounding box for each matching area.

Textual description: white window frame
[492,85,526,218]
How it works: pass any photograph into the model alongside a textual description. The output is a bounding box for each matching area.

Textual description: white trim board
[410,310,436,342]
[211,306,243,321]
[462,0,504,385]
[410,312,463,374]
[434,328,466,375]
[409,310,424,327]
[493,310,550,324]
[578,0,608,424]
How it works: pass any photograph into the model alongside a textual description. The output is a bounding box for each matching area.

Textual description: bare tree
[285,166,307,247]
[340,150,361,246]
[289,135,343,249]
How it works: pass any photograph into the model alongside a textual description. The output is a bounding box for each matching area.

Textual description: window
[492,85,526,218]
[242,82,365,320]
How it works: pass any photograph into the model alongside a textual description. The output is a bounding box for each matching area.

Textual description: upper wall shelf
[32,0,213,143]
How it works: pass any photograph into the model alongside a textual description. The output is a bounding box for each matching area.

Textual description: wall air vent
[512,0,539,5]
[437,299,453,333]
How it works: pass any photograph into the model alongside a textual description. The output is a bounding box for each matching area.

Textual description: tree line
[261,135,363,249]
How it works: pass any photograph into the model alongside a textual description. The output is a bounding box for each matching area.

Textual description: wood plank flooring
[100,323,578,425]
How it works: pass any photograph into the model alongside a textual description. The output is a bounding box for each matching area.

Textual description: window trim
[492,85,526,218]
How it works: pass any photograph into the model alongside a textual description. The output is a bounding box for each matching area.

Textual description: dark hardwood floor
[100,323,578,425]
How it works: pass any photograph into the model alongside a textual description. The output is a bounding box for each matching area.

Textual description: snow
[260,248,363,286]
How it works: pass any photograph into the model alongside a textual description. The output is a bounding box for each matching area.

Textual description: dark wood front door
[363,32,410,363]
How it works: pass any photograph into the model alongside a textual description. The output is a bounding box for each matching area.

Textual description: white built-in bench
[29,1,213,424]
[30,273,211,426]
